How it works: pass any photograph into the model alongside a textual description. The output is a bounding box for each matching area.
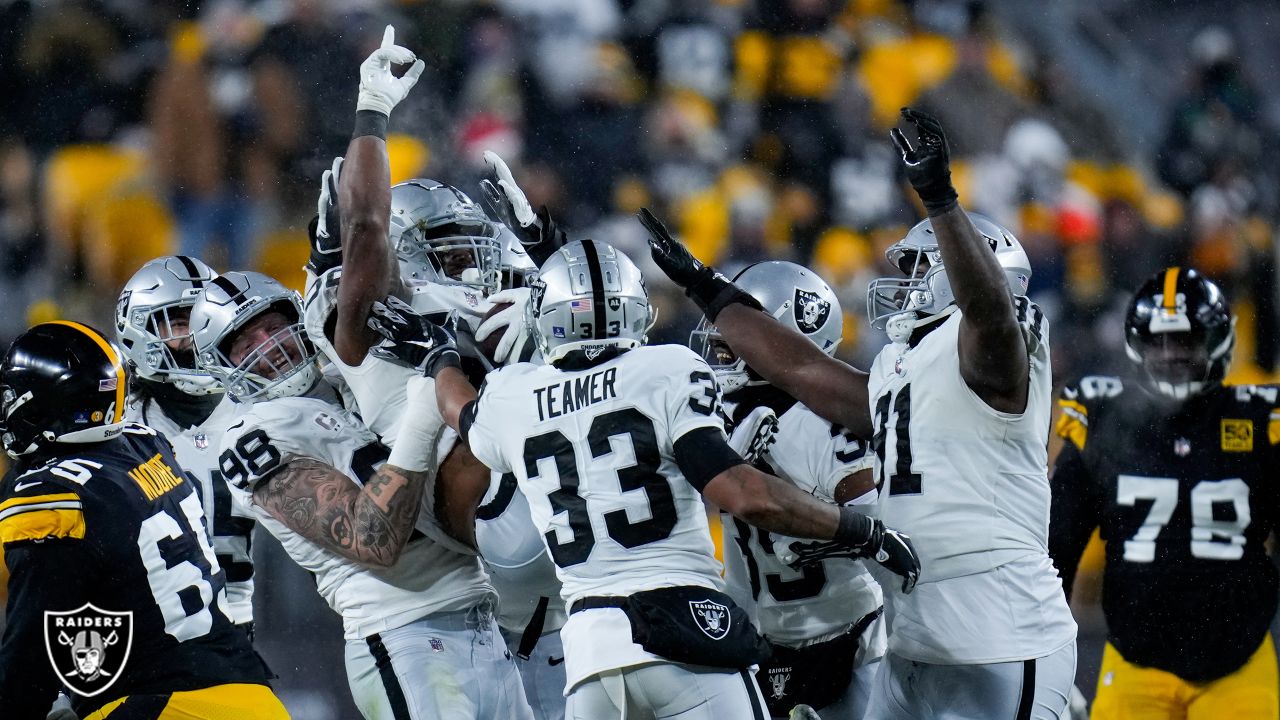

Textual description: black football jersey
[1049,376,1280,682]
[0,424,270,718]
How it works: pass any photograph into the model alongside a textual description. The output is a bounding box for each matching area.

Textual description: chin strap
[886,304,959,344]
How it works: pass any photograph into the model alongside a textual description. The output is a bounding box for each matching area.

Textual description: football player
[694,261,886,719]
[189,270,532,720]
[367,239,920,720]
[1050,267,1279,719]
[0,322,286,719]
[115,256,257,635]
[639,107,1077,718]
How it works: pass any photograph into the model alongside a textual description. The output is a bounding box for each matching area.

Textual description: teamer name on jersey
[533,367,618,421]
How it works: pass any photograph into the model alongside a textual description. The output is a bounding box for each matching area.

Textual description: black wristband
[687,268,764,323]
[352,110,388,140]
[916,176,959,217]
[833,507,880,549]
[426,349,462,379]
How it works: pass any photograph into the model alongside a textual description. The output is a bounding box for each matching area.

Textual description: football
[477,302,514,361]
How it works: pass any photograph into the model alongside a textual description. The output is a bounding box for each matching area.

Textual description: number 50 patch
[1221,419,1254,452]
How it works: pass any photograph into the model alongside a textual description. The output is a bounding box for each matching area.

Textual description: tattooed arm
[252,459,427,568]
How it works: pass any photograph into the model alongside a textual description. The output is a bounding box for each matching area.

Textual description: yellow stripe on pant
[85,683,290,720]
[1092,635,1277,720]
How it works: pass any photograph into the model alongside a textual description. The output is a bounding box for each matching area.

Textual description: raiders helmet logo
[793,289,831,334]
[689,599,731,640]
[44,604,133,697]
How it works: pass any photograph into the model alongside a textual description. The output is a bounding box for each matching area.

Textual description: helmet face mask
[390,180,503,296]
[116,256,222,396]
[1125,267,1234,401]
[867,214,1031,342]
[690,261,843,394]
[191,272,319,403]
[528,240,654,365]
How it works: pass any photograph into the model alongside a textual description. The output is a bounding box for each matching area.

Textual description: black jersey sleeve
[0,532,95,718]
[1048,428,1102,601]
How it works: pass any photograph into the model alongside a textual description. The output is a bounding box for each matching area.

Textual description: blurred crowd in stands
[2,0,1279,386]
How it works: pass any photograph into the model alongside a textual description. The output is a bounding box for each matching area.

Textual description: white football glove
[475,287,532,364]
[727,405,778,464]
[357,25,425,116]
[316,156,342,240]
[482,150,537,229]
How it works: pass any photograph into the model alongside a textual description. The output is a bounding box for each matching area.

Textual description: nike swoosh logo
[13,480,44,492]
[548,656,564,666]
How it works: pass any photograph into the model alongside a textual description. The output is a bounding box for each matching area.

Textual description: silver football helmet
[527,240,654,365]
[190,271,319,402]
[116,256,222,396]
[867,213,1031,343]
[389,179,503,296]
[690,261,842,394]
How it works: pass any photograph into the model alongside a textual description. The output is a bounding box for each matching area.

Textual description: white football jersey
[127,395,255,625]
[218,383,494,641]
[721,401,882,646]
[302,268,492,444]
[866,302,1075,663]
[475,470,567,635]
[466,344,728,688]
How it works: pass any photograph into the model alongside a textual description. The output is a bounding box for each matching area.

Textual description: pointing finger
[381,25,395,49]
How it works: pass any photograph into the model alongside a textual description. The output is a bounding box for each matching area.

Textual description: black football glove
[889,107,958,216]
[366,295,461,378]
[785,517,921,594]
[306,156,344,275]
[636,207,761,322]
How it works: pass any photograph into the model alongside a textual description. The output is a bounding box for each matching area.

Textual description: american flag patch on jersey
[99,377,118,391]
[570,298,592,312]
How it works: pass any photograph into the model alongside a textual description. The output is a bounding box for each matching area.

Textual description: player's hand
[367,296,461,378]
[480,151,537,230]
[357,25,426,116]
[784,520,920,594]
[727,406,778,464]
[889,107,958,215]
[637,207,708,289]
[475,287,532,364]
[306,156,344,274]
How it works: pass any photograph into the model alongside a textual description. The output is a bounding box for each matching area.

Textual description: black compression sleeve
[1047,442,1101,601]
[673,427,746,492]
[458,400,480,444]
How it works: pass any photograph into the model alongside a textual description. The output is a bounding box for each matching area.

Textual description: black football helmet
[1124,267,1235,400]
[0,321,128,458]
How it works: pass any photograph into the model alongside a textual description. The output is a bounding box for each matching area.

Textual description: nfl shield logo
[193,432,208,450]
[688,599,731,640]
[793,289,831,334]
[429,637,445,652]
[44,604,134,697]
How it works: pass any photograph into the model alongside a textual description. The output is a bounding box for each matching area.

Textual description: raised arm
[252,459,426,568]
[637,209,872,436]
[891,108,1028,412]
[334,25,424,366]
